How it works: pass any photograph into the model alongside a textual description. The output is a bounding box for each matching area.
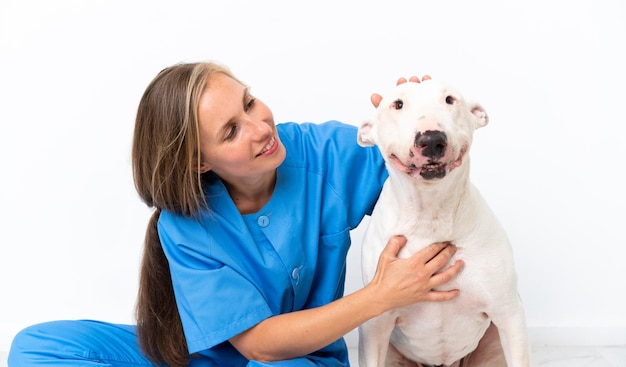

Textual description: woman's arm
[229,236,463,362]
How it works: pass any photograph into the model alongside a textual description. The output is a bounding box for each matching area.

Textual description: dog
[357,78,530,366]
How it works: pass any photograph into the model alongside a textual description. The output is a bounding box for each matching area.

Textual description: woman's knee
[9,320,142,366]
[9,320,87,362]
[10,321,63,364]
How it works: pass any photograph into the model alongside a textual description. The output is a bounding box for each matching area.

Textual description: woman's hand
[229,234,460,362]
[367,235,463,312]
[371,75,432,108]
[396,75,431,85]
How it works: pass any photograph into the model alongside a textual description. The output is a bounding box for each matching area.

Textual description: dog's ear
[357,121,377,147]
[470,103,489,129]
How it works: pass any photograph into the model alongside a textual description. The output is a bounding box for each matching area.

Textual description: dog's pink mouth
[390,148,466,180]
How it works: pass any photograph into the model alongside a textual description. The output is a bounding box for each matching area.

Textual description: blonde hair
[132,61,244,216]
[132,61,245,367]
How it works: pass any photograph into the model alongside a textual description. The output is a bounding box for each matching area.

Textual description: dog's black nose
[414,130,447,158]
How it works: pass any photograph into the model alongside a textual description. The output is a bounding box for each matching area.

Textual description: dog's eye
[445,96,457,105]
[392,99,403,109]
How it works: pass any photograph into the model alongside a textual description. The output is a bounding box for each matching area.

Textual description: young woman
[9,62,463,366]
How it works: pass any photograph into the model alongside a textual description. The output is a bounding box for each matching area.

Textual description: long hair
[132,62,244,367]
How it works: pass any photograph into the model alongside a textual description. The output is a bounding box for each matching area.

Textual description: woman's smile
[257,136,278,157]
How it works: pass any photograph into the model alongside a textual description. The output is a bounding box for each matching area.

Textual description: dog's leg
[489,296,531,367]
[359,313,396,367]
[495,315,530,366]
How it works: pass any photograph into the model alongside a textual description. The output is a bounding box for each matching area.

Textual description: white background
[1,0,625,354]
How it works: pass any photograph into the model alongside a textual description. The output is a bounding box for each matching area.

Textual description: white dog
[357,79,530,366]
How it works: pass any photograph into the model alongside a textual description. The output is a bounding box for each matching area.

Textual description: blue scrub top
[158,121,387,365]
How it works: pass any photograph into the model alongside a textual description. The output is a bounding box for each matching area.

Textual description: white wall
[1,0,625,354]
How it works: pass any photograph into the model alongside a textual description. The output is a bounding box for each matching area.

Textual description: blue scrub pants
[8,320,155,367]
[8,320,348,367]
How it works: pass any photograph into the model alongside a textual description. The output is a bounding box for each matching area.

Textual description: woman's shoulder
[157,209,202,238]
[276,119,385,180]
[277,121,359,162]
[277,120,356,139]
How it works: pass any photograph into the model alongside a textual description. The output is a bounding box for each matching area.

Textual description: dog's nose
[414,130,447,158]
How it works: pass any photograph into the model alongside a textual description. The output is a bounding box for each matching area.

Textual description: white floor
[347,345,626,366]
[2,346,625,366]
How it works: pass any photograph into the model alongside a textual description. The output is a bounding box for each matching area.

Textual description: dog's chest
[374,175,478,237]
[363,178,512,293]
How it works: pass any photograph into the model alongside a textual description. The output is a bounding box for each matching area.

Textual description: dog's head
[358,79,488,181]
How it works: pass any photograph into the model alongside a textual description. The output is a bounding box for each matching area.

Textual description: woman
[9,62,463,366]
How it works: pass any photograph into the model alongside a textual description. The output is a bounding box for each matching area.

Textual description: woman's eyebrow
[241,86,251,103]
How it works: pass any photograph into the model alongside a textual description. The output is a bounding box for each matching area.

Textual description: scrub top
[158,121,388,366]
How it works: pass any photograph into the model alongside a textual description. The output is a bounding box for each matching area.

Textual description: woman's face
[197,73,286,184]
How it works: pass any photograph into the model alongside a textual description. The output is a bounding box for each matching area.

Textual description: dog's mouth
[389,148,466,180]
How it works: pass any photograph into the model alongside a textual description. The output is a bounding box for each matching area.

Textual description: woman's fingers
[370,93,383,108]
[412,242,455,266]
[410,242,463,294]
[373,237,462,308]
[430,259,464,287]
[397,75,432,85]
[423,288,461,302]
[396,77,409,85]
[379,235,407,261]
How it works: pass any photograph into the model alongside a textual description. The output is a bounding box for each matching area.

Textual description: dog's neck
[384,159,477,240]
